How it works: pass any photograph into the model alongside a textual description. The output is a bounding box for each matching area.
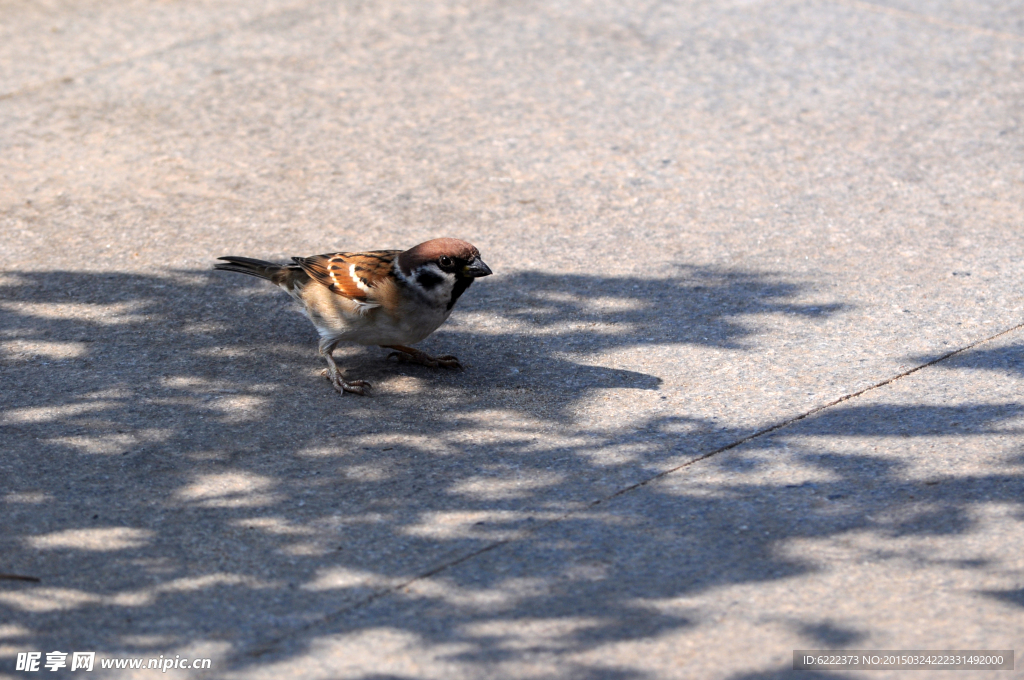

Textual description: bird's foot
[320,368,372,395]
[386,347,463,370]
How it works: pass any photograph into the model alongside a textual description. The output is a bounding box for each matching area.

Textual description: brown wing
[292,250,400,302]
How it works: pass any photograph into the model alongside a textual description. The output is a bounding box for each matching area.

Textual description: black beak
[462,257,493,278]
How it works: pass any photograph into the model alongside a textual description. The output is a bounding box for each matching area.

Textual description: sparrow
[214,238,492,395]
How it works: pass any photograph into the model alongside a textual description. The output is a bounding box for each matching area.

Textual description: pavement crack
[595,319,1024,503]
[239,320,1024,663]
[831,0,1024,42]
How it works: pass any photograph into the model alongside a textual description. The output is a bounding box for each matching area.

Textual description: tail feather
[214,256,285,281]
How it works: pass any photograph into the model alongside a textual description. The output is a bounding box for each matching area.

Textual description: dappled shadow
[273,400,1022,675]
[0,265,1019,677]
[982,587,1024,608]
[727,670,839,680]
[482,268,844,352]
[912,341,1024,377]
[797,621,867,647]
[769,403,1023,438]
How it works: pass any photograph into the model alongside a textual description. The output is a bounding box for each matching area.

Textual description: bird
[214,238,492,395]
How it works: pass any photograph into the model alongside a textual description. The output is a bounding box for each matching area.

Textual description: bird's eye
[438,256,453,269]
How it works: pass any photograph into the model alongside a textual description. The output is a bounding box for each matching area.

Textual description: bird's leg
[318,339,371,395]
[383,344,462,370]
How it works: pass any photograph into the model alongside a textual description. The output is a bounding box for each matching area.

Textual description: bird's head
[397,238,492,309]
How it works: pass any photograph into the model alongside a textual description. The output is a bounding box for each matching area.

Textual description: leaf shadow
[4,266,1016,677]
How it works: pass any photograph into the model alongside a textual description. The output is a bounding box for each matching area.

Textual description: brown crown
[397,238,480,275]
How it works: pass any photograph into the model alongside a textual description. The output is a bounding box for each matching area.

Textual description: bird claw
[434,355,463,370]
[320,369,372,395]
[387,350,463,371]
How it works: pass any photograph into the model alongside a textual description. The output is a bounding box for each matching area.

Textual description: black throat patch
[448,277,473,310]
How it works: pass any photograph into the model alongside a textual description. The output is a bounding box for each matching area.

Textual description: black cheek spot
[417,270,444,290]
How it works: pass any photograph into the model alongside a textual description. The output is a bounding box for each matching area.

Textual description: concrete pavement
[1,0,1022,677]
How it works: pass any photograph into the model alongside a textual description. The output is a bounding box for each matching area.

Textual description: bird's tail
[214,256,288,281]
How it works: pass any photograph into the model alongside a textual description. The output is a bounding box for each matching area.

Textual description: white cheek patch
[417,266,457,306]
